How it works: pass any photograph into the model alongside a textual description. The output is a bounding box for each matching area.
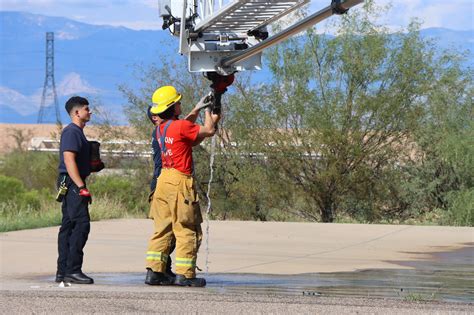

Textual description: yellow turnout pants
[146,168,203,278]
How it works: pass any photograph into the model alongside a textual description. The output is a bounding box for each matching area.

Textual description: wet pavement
[43,244,473,303]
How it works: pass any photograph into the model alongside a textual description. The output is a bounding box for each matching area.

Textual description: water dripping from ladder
[205,136,216,275]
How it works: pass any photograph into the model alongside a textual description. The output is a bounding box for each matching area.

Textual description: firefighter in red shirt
[145,85,219,287]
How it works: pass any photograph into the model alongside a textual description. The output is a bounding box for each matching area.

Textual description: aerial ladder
[158,0,363,111]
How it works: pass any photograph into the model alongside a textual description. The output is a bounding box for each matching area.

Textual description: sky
[0,0,472,31]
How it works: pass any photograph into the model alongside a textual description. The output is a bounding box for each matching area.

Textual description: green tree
[226,1,471,223]
[404,51,473,225]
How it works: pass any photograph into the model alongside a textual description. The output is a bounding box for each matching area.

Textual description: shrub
[0,151,58,191]
[17,190,42,211]
[0,175,45,211]
[0,175,25,203]
[88,175,149,213]
[446,189,474,226]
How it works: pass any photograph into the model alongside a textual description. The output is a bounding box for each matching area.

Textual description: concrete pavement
[1,219,472,276]
[1,220,472,314]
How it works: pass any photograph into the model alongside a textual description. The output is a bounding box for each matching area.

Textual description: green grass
[0,196,147,233]
[0,201,62,232]
[403,292,437,302]
[89,195,147,221]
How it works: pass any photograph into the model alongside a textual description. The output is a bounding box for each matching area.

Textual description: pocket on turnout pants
[177,179,203,225]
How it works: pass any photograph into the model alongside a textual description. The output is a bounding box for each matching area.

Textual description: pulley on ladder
[158,0,364,75]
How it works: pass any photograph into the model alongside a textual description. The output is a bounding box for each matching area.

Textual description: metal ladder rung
[195,0,309,33]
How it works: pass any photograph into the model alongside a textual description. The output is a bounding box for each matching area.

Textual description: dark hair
[146,106,155,123]
[65,96,89,114]
[158,104,175,120]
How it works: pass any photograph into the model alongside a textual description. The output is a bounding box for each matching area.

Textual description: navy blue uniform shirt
[58,123,91,178]
[150,127,162,191]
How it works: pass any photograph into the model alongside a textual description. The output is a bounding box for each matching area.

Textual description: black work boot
[55,271,65,283]
[145,268,173,285]
[64,272,94,284]
[165,257,175,282]
[165,269,176,283]
[174,274,206,287]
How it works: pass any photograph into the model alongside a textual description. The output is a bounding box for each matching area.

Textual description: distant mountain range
[0,11,472,124]
[0,11,178,124]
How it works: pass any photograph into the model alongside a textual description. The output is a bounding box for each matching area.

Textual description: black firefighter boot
[145,268,173,285]
[174,274,206,287]
[165,258,176,282]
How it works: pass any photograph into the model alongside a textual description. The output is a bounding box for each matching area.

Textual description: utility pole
[37,32,60,124]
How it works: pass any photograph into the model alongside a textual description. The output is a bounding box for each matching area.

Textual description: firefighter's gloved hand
[79,187,92,204]
[195,93,214,111]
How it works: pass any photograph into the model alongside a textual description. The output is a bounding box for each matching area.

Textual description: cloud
[57,72,100,95]
[95,20,160,30]
[0,86,42,114]
[0,0,55,9]
[1,0,162,30]
[365,0,473,30]
[0,72,99,116]
[305,0,473,33]
[140,0,157,9]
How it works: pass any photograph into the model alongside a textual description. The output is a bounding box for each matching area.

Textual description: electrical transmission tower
[37,32,61,124]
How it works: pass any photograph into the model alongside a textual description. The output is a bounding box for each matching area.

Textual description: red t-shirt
[157,119,200,175]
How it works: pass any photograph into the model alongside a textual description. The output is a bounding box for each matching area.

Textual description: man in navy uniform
[56,96,94,284]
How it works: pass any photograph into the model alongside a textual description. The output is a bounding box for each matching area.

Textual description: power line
[1,68,43,73]
[0,50,44,55]
[55,49,136,62]
[1,49,156,62]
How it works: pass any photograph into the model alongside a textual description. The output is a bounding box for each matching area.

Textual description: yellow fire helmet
[150,86,182,114]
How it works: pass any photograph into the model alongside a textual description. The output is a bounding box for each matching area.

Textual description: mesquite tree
[226,1,471,222]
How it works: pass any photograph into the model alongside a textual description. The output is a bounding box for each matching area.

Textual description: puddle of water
[205,268,473,302]
[41,244,474,303]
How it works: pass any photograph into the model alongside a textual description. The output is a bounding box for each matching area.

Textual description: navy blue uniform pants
[57,175,91,274]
